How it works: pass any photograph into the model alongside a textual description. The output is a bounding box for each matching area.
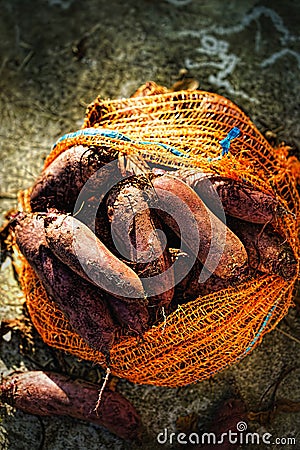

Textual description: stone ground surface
[0,0,300,449]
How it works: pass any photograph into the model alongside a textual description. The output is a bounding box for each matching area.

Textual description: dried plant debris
[248,366,300,425]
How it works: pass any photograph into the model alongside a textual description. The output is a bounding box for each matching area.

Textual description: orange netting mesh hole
[16,83,299,387]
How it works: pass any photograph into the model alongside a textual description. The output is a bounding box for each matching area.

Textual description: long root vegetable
[106,176,175,310]
[44,212,149,334]
[44,213,146,301]
[30,145,120,213]
[152,174,248,279]
[12,212,118,355]
[0,371,141,441]
[170,251,250,304]
[176,169,283,224]
[227,217,298,280]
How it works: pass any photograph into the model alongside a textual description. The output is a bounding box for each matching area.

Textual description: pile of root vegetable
[10,142,297,361]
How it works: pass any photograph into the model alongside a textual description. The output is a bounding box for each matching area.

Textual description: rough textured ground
[0,0,300,449]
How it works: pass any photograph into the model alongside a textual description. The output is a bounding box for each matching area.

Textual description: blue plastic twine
[52,127,188,158]
[207,126,241,162]
[219,126,241,156]
[53,126,241,162]
[244,300,279,354]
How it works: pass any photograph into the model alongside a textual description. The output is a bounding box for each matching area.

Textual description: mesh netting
[16,82,299,387]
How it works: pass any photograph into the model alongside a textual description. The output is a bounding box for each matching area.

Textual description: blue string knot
[219,126,241,157]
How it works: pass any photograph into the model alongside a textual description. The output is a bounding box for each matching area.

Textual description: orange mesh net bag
[16,82,299,387]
